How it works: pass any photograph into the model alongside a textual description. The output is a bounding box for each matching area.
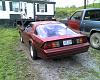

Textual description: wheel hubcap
[30,45,33,57]
[20,37,22,42]
[92,37,99,47]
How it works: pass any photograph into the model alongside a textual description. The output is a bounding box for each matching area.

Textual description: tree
[70,5,76,8]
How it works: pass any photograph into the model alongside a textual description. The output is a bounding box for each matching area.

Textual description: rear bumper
[42,43,89,59]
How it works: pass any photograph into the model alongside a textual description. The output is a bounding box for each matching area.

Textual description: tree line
[55,3,100,19]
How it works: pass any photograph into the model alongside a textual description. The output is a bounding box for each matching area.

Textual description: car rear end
[40,36,89,59]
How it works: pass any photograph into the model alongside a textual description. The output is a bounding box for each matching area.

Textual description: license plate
[63,40,72,46]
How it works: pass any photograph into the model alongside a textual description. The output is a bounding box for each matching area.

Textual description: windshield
[36,23,78,38]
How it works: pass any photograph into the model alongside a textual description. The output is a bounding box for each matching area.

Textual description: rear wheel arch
[29,40,32,45]
[29,39,34,46]
[90,29,100,36]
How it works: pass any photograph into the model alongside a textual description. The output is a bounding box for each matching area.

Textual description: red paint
[67,19,80,30]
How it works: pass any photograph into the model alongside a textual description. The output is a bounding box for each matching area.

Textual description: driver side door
[67,11,83,30]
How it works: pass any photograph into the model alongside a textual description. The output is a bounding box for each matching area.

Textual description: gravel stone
[19,42,100,80]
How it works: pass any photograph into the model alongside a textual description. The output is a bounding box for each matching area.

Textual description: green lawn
[0,27,29,80]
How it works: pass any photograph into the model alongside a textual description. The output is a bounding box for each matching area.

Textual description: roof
[30,21,61,25]
[74,8,100,13]
[80,8,100,11]
[30,21,62,27]
[9,0,56,4]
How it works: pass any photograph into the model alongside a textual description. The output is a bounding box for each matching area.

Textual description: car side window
[84,11,90,20]
[84,10,100,21]
[70,11,82,20]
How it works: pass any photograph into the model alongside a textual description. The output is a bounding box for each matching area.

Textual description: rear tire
[29,43,37,60]
[90,33,100,49]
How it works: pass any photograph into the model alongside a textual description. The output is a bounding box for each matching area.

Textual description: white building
[0,0,56,25]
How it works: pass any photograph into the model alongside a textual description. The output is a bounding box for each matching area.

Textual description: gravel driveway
[19,42,100,80]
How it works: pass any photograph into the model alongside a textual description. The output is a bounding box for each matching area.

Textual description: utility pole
[84,0,86,9]
[87,0,88,7]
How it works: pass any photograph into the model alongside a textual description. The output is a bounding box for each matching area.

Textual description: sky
[54,0,99,7]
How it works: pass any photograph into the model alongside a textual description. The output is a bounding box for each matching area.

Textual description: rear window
[36,23,78,38]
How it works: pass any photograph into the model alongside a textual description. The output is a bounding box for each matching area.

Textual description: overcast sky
[54,0,99,7]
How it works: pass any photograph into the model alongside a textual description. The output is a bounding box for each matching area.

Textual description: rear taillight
[43,41,60,49]
[76,37,87,44]
[76,38,83,44]
[42,37,87,49]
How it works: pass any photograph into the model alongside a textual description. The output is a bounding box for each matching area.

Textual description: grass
[0,27,30,80]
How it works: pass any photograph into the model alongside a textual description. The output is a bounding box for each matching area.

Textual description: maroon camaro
[19,21,89,60]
